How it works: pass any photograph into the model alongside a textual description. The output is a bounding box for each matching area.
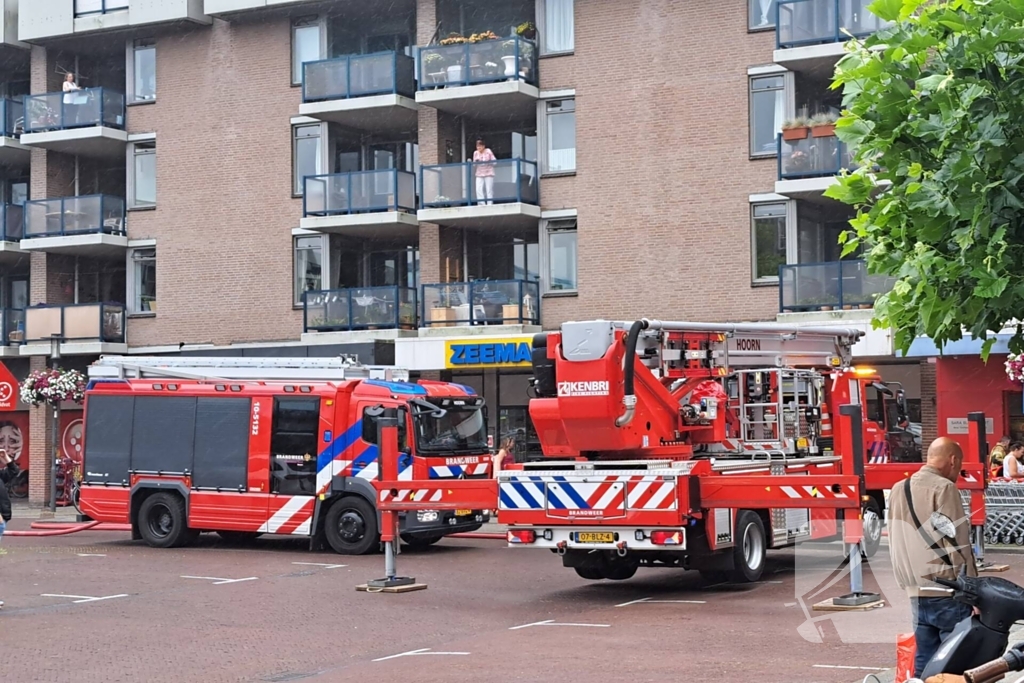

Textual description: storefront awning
[899,332,1014,358]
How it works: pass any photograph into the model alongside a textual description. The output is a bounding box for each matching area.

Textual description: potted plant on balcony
[785,149,812,174]
[781,117,811,141]
[423,51,446,81]
[439,33,468,83]
[516,21,537,40]
[501,40,520,78]
[20,367,87,407]
[810,112,838,138]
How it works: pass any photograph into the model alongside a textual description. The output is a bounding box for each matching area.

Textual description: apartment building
[0,0,923,504]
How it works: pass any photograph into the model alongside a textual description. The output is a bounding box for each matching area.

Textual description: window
[75,0,129,17]
[270,397,319,495]
[749,0,777,29]
[129,141,156,208]
[750,75,785,157]
[292,16,323,86]
[751,203,787,282]
[361,406,409,452]
[540,0,575,54]
[545,99,576,173]
[294,236,324,305]
[292,123,322,195]
[131,39,156,103]
[546,219,578,292]
[129,247,156,314]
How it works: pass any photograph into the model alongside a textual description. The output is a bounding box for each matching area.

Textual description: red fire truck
[78,356,492,554]
[487,319,987,581]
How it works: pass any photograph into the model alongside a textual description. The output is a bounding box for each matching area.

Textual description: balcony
[301,286,418,342]
[0,204,25,258]
[418,159,540,229]
[0,309,25,355]
[0,99,29,166]
[1,0,27,47]
[774,0,891,73]
[775,131,853,198]
[204,0,307,16]
[21,88,127,158]
[421,280,540,335]
[19,0,209,43]
[22,195,128,256]
[416,36,539,121]
[19,303,127,356]
[779,259,896,312]
[300,170,418,237]
[298,52,418,134]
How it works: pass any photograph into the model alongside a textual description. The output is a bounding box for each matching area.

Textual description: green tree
[828,0,1024,359]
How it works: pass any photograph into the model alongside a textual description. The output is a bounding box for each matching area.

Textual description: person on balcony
[472,138,496,205]
[62,72,82,127]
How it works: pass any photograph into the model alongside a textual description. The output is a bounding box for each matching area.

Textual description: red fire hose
[4,520,105,537]
[28,521,132,532]
[449,532,506,540]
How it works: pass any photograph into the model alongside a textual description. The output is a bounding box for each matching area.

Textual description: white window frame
[749,199,795,284]
[292,15,326,86]
[127,246,156,315]
[536,0,575,56]
[749,0,777,31]
[294,234,326,307]
[540,213,578,294]
[127,137,156,210]
[125,37,156,104]
[537,90,576,176]
[292,122,326,196]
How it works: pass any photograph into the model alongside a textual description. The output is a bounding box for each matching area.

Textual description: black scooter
[908,568,1024,681]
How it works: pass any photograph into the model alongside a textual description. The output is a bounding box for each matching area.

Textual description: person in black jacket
[0,447,16,609]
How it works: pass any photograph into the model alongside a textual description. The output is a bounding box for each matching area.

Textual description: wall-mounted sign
[946,417,995,435]
[445,337,533,369]
[0,361,18,411]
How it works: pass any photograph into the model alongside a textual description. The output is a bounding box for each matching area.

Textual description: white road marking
[373,648,470,662]
[292,562,347,569]
[181,575,258,585]
[41,593,128,604]
[615,597,706,607]
[76,553,106,557]
[812,665,886,671]
[508,619,610,630]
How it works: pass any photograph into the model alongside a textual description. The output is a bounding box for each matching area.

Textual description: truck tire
[217,531,263,544]
[138,492,191,549]
[729,510,766,583]
[324,496,379,555]
[861,498,883,559]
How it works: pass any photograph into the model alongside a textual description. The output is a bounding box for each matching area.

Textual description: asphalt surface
[2,519,1022,683]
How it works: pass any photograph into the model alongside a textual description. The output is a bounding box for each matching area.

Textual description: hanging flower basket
[20,367,87,407]
[1006,353,1024,385]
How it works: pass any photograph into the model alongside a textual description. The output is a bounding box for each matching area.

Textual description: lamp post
[49,333,60,513]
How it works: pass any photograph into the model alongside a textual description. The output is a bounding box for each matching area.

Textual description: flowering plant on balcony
[20,367,87,407]
[1006,353,1024,385]
[516,22,536,39]
[468,31,499,43]
[439,33,468,46]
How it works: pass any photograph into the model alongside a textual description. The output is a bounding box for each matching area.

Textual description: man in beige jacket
[889,437,977,677]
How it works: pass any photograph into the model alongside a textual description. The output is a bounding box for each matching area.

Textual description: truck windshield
[414,403,488,454]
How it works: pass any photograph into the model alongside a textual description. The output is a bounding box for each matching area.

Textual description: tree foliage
[828,0,1024,360]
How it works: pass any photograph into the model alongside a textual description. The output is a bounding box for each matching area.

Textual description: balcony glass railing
[1,99,23,137]
[303,170,417,217]
[1,204,24,242]
[779,259,897,312]
[23,303,126,344]
[303,286,418,332]
[24,195,125,238]
[420,159,539,208]
[778,133,853,180]
[422,280,540,327]
[23,88,126,133]
[3,309,25,346]
[75,0,129,17]
[418,36,537,90]
[303,52,416,102]
[777,0,890,49]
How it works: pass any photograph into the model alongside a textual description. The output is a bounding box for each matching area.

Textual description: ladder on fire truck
[87,355,410,382]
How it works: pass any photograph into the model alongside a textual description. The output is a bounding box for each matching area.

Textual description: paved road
[2,521,1021,683]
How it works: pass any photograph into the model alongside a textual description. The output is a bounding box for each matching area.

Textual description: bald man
[889,437,978,677]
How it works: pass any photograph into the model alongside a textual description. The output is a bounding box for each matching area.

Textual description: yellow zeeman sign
[444,337,533,369]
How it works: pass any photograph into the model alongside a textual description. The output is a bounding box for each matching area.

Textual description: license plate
[455,509,472,517]
[575,532,615,543]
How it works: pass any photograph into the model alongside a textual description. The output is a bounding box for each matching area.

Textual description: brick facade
[920,359,938,448]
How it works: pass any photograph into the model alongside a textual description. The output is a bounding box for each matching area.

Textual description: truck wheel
[400,534,444,549]
[217,531,263,544]
[861,498,883,559]
[138,493,191,549]
[324,496,379,555]
[729,510,766,583]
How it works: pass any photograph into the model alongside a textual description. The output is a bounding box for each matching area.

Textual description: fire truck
[488,319,986,582]
[78,356,492,554]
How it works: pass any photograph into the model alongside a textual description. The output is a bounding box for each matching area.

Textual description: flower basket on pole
[20,367,87,407]
[1006,353,1024,410]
